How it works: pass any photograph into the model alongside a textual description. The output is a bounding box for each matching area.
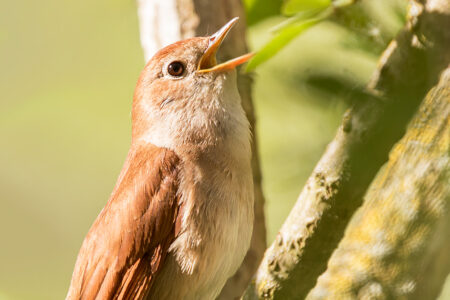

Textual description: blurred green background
[0,0,448,299]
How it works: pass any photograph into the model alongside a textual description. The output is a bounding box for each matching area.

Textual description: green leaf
[283,0,331,15]
[244,0,284,25]
[271,6,331,33]
[246,18,322,71]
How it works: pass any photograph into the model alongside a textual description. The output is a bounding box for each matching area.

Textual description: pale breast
[148,150,254,300]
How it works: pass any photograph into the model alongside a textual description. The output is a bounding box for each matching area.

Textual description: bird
[66,17,254,300]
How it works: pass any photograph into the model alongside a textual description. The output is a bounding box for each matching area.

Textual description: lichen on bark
[307,67,450,300]
[243,0,450,298]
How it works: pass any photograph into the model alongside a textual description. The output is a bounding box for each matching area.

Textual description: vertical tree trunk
[243,0,450,298]
[136,1,267,298]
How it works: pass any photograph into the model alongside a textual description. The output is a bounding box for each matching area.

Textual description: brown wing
[66,144,182,300]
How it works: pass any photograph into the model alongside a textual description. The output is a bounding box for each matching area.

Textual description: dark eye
[167,61,185,77]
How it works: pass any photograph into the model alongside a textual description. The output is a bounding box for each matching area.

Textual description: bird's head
[132,18,252,154]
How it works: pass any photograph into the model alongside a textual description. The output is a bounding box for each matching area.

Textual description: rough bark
[243,0,450,298]
[307,66,450,300]
[136,1,267,299]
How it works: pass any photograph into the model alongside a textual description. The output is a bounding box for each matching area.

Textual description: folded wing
[66,144,182,300]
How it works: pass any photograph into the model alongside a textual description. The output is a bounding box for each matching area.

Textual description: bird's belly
[148,186,253,300]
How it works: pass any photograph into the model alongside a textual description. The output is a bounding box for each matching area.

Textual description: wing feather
[66,144,181,300]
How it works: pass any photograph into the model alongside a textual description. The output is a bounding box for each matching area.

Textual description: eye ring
[167,61,185,77]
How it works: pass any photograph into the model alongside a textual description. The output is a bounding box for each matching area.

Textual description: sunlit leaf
[244,0,284,25]
[271,7,331,33]
[283,0,331,15]
[246,18,322,71]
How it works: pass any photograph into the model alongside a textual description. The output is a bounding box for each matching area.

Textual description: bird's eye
[167,61,185,77]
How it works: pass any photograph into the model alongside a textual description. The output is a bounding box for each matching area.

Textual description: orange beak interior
[197,17,254,73]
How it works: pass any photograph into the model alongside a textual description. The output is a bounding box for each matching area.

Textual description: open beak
[197,17,254,73]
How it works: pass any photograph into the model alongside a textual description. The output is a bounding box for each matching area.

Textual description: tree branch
[243,0,450,298]
[136,1,267,299]
[307,66,450,299]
